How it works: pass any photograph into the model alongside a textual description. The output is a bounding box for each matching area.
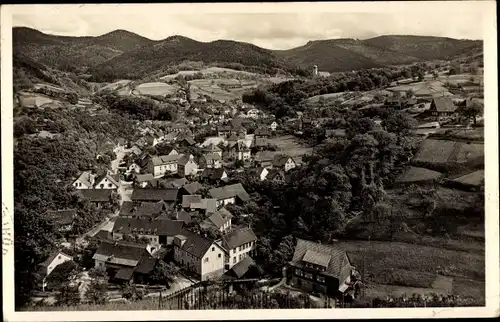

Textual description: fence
[158,285,317,310]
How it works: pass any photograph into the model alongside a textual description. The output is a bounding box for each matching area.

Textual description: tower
[313,65,318,77]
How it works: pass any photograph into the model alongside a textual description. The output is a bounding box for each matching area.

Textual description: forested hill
[275,36,482,72]
[14,27,482,81]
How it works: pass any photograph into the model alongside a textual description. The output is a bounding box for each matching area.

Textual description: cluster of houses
[39,108,362,301]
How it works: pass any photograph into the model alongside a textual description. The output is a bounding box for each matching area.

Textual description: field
[100,80,131,92]
[161,67,259,80]
[135,82,179,96]
[188,79,239,102]
[268,135,314,164]
[18,92,55,108]
[452,170,484,186]
[413,139,484,164]
[338,239,484,303]
[396,166,442,184]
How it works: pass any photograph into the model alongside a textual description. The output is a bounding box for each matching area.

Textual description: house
[38,251,73,291]
[266,168,286,182]
[162,177,188,189]
[177,136,196,147]
[254,127,271,139]
[201,168,229,184]
[200,208,233,234]
[94,173,120,190]
[72,171,95,189]
[202,144,223,158]
[149,154,181,177]
[130,145,142,157]
[270,121,278,132]
[177,154,199,177]
[273,155,297,172]
[217,125,232,137]
[200,153,222,169]
[254,151,276,168]
[181,182,204,196]
[50,209,77,234]
[227,141,251,162]
[385,96,402,109]
[190,198,218,215]
[253,137,269,150]
[126,161,142,174]
[289,239,361,299]
[221,227,257,269]
[134,173,155,188]
[77,189,112,207]
[176,210,193,224]
[112,217,184,247]
[251,167,269,181]
[119,201,167,219]
[209,183,250,208]
[131,188,178,205]
[182,195,203,209]
[93,240,156,284]
[223,257,260,281]
[173,229,226,281]
[247,108,260,119]
[429,97,458,120]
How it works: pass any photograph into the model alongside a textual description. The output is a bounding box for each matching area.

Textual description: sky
[10,2,486,50]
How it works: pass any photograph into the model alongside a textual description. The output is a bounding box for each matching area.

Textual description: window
[204,258,209,263]
[239,254,242,261]
[317,275,325,283]
[304,273,313,279]
[295,269,303,276]
[58,255,61,260]
[233,257,236,263]
[218,254,221,258]
[212,247,215,251]
[108,183,112,188]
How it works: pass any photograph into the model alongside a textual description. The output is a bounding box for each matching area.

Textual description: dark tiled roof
[266,168,285,181]
[230,256,255,279]
[94,230,112,241]
[190,199,217,214]
[431,97,456,113]
[222,227,257,250]
[114,267,135,280]
[77,189,112,202]
[183,182,203,195]
[203,153,222,162]
[93,240,147,266]
[119,202,165,218]
[255,151,276,162]
[135,256,158,275]
[255,127,271,136]
[175,229,216,259]
[135,173,154,183]
[253,138,268,147]
[73,171,94,187]
[131,188,178,202]
[113,217,184,236]
[176,210,192,224]
[290,239,351,279]
[273,155,294,167]
[202,168,227,181]
[182,195,202,208]
[209,183,250,202]
[178,154,196,166]
[94,173,120,188]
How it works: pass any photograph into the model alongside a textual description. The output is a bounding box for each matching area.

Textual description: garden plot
[100,80,132,92]
[188,79,238,102]
[135,82,179,96]
[268,135,313,165]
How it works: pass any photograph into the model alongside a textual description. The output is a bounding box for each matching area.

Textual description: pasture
[268,135,313,164]
[135,82,179,96]
[18,92,55,108]
[100,80,131,92]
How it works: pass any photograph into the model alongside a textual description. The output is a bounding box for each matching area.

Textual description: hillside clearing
[396,166,442,184]
[268,135,313,164]
[135,82,178,96]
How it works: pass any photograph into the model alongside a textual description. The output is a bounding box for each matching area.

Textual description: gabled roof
[135,173,155,183]
[175,229,218,259]
[114,267,135,280]
[290,239,351,279]
[255,127,271,136]
[190,198,218,214]
[135,256,158,275]
[431,97,456,113]
[222,227,257,250]
[209,183,250,202]
[151,154,181,166]
[178,154,196,166]
[202,168,227,181]
[40,251,73,267]
[273,155,295,167]
[131,188,178,202]
[113,217,184,236]
[228,256,255,279]
[229,141,250,152]
[93,240,148,267]
[164,177,188,188]
[94,230,112,241]
[182,182,203,195]
[77,189,112,202]
[73,171,94,187]
[119,201,165,218]
[178,136,196,146]
[176,210,193,224]
[255,151,276,163]
[94,173,120,187]
[202,211,230,230]
[182,195,202,208]
[266,168,285,181]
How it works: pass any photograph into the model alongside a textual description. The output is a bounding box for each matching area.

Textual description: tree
[85,279,108,305]
[149,260,179,286]
[55,283,81,306]
[459,101,483,125]
[383,111,417,137]
[46,261,79,290]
